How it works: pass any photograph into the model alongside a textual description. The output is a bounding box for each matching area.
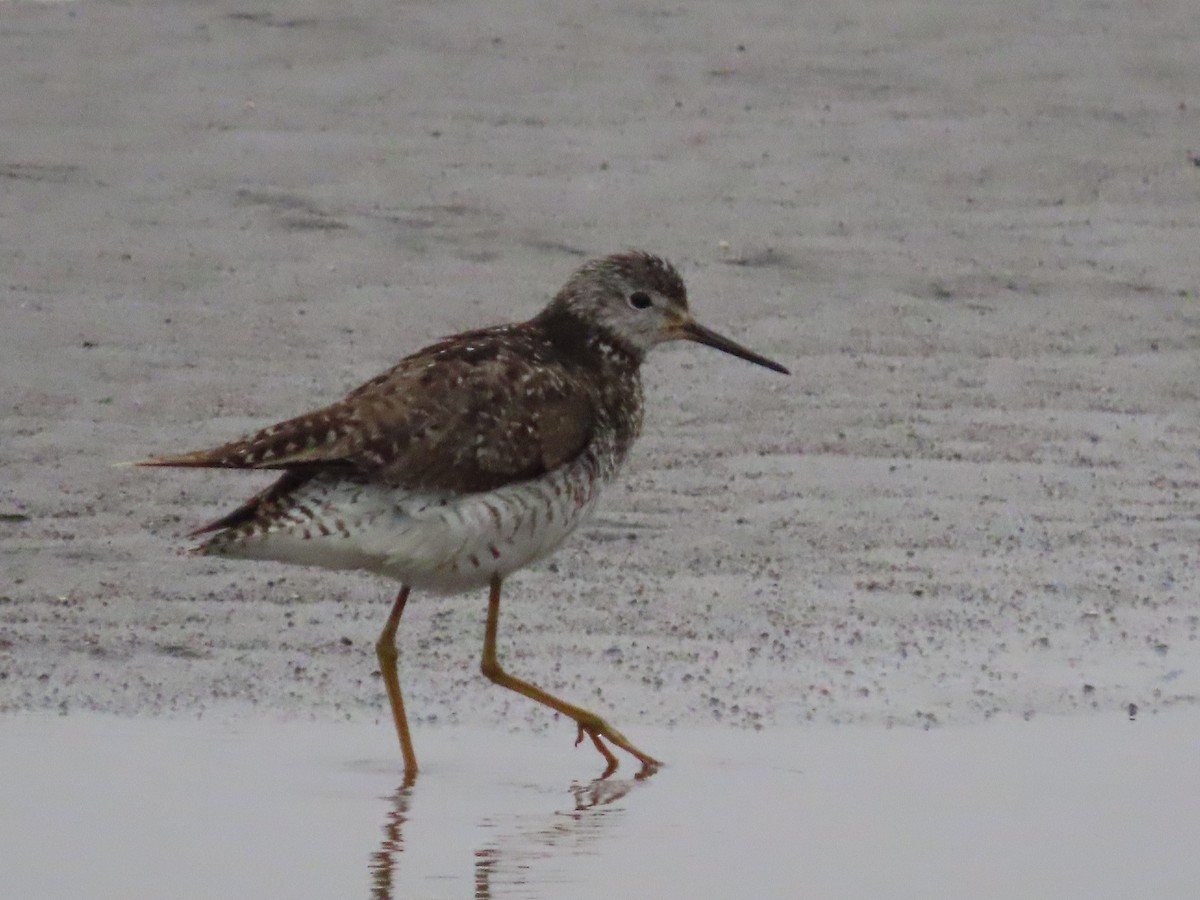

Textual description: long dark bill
[679,321,789,375]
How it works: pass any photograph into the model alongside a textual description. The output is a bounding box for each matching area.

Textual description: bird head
[549,251,789,374]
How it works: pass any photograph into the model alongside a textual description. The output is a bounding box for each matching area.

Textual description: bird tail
[190,470,316,538]
[123,448,241,468]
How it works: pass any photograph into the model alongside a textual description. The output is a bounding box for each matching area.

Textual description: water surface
[2,712,1197,898]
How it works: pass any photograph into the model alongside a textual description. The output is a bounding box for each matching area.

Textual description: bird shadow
[368,770,647,899]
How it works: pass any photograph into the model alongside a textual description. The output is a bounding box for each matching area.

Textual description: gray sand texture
[2,0,1199,896]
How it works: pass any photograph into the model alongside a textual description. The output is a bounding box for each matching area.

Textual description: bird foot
[575,721,660,780]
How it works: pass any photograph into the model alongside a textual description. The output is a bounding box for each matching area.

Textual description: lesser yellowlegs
[138,251,788,779]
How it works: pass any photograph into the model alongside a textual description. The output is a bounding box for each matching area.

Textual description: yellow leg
[376,586,418,777]
[480,575,661,779]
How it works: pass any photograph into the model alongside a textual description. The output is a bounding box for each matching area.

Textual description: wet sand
[2,0,1199,897]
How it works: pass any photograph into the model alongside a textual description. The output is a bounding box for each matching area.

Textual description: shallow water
[2,711,1198,899]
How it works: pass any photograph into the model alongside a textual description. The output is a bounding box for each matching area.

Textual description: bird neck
[533,303,644,373]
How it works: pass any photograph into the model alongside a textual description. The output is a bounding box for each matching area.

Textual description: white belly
[368,464,604,592]
[202,452,609,594]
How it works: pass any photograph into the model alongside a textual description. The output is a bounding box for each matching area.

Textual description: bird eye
[628,291,653,310]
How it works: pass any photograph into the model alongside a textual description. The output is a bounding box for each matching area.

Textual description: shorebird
[138,251,787,779]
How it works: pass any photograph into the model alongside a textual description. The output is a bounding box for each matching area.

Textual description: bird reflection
[368,773,643,899]
[368,773,416,900]
[473,776,637,899]
[568,774,636,811]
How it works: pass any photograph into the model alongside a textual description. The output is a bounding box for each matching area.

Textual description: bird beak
[677,321,789,374]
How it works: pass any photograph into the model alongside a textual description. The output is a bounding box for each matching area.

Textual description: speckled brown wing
[137,324,596,495]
